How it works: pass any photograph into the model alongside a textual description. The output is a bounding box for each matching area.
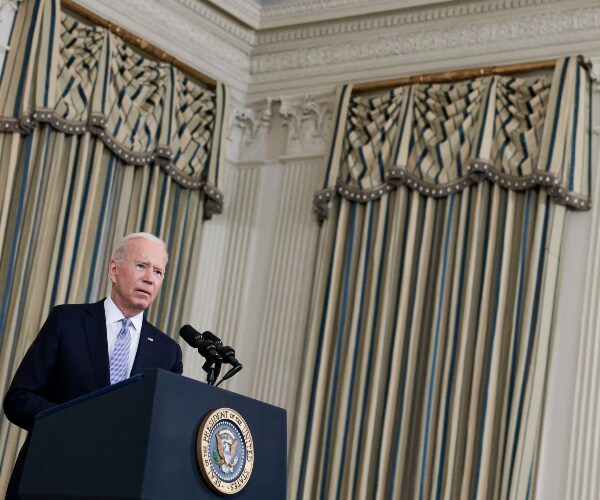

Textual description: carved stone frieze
[279,95,333,158]
[250,7,600,75]
[279,95,331,140]
[258,0,559,17]
[226,99,278,162]
[227,94,334,161]
[228,101,274,143]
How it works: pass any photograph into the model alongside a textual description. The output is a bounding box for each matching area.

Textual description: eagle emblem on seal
[198,408,254,494]
[215,429,239,473]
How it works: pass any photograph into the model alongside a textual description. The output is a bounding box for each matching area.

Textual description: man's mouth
[136,289,151,297]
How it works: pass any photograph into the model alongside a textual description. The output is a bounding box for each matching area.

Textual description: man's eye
[154,270,163,277]
[136,263,146,269]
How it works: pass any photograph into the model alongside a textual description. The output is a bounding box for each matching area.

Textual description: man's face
[109,238,168,317]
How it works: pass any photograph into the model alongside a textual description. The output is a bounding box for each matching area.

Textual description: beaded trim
[0,112,224,217]
[313,158,590,220]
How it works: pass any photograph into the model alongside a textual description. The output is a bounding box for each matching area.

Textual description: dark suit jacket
[3,299,183,498]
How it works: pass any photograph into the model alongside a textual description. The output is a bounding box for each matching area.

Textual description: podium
[19,369,287,499]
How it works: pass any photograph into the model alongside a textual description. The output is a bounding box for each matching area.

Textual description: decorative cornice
[254,0,563,43]
[97,0,251,62]
[219,0,558,30]
[205,0,261,30]
[258,0,539,17]
[177,0,257,45]
[185,0,572,50]
[251,7,600,75]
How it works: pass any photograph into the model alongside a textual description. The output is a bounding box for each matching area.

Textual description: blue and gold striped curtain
[291,58,589,499]
[0,0,227,490]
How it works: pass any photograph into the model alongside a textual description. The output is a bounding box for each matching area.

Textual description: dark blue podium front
[19,369,287,499]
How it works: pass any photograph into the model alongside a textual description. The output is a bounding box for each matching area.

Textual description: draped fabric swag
[0,0,227,491]
[291,57,590,499]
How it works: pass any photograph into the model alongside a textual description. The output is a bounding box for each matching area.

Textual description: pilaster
[185,94,334,423]
[564,58,600,499]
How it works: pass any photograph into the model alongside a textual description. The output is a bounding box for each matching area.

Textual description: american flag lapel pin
[147,337,154,342]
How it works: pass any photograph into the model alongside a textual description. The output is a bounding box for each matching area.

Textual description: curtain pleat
[294,57,589,499]
[294,186,569,499]
[0,0,227,492]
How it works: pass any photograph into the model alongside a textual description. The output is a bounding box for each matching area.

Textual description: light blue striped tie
[110,318,132,384]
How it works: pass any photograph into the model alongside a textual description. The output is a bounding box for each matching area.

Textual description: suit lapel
[131,319,155,375]
[83,300,110,387]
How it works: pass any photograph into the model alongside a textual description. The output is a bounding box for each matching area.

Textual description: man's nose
[142,268,154,283]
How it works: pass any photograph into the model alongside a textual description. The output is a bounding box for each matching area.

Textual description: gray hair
[111,232,168,262]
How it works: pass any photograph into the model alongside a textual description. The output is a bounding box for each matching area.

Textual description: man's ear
[109,259,118,283]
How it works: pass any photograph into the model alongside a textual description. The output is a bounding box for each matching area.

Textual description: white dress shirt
[104,296,143,377]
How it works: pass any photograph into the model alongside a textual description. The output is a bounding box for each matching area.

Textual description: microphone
[179,325,222,364]
[201,331,242,369]
[198,330,243,384]
[179,326,243,385]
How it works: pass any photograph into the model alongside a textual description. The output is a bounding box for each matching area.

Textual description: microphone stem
[207,366,216,385]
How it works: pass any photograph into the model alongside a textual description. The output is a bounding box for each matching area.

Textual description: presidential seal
[197,408,254,494]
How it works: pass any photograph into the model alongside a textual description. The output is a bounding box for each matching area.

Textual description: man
[3,232,183,499]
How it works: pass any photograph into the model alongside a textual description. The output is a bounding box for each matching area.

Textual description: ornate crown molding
[177,0,257,44]
[183,0,569,48]
[256,0,562,32]
[226,0,453,29]
[205,0,261,29]
[251,6,600,75]
[215,0,558,30]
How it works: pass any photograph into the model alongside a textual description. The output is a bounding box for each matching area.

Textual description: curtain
[0,0,227,491]
[291,57,589,499]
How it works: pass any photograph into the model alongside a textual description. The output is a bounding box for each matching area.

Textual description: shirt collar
[104,296,144,333]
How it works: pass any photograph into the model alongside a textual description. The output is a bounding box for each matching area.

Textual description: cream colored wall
[0,1,17,71]
[537,94,598,500]
[546,75,600,500]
